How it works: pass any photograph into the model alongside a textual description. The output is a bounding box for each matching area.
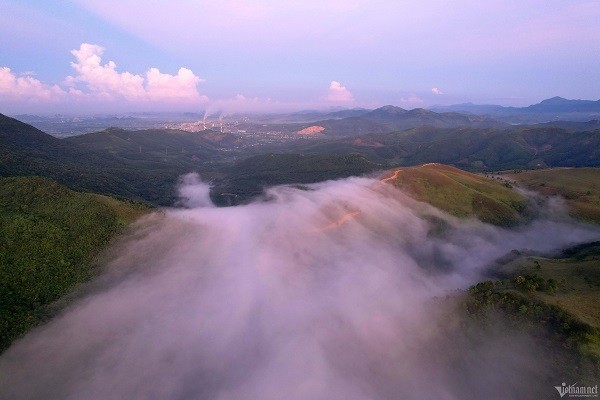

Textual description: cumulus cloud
[0,67,65,101]
[326,80,354,102]
[66,43,207,104]
[431,87,444,95]
[0,43,207,112]
[0,175,598,399]
[146,67,204,101]
[66,43,145,99]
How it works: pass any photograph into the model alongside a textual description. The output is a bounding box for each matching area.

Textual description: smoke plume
[0,175,598,399]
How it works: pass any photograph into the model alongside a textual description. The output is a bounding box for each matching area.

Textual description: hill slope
[0,176,149,352]
[385,164,527,226]
[211,153,381,205]
[505,168,600,224]
[0,114,214,205]
[467,241,600,378]
[289,126,600,170]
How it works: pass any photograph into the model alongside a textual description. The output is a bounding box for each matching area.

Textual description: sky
[1,0,599,114]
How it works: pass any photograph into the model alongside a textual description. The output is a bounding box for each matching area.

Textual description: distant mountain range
[299,105,505,136]
[2,108,599,206]
[431,96,600,123]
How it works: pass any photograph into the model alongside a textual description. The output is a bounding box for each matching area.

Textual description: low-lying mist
[1,174,598,399]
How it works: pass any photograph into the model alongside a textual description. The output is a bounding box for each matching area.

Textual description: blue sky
[1,0,599,114]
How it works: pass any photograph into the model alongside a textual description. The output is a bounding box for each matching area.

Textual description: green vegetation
[3,113,600,207]
[390,164,527,226]
[211,153,380,205]
[0,114,226,205]
[506,168,600,224]
[0,176,149,352]
[291,126,600,171]
[465,242,600,377]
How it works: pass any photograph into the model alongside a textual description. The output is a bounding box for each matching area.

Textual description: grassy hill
[386,164,527,226]
[466,242,600,380]
[0,176,149,352]
[505,168,600,224]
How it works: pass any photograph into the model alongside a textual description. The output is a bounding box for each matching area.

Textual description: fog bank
[1,175,598,399]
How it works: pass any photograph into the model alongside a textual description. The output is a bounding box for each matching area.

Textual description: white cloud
[0,67,65,101]
[66,43,207,104]
[326,81,354,103]
[66,43,145,100]
[0,43,209,112]
[146,67,204,101]
[431,87,443,95]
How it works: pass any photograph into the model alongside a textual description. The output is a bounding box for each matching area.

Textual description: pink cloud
[1,43,209,112]
[326,81,354,103]
[66,43,207,104]
[0,67,65,101]
[431,87,443,95]
[146,67,205,102]
[66,43,145,99]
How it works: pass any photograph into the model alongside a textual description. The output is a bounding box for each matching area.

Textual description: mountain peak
[370,105,407,115]
[539,96,568,104]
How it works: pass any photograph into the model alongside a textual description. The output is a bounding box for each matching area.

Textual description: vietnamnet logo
[555,382,598,398]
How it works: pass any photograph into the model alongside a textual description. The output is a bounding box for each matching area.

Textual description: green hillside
[0,114,215,205]
[466,242,600,380]
[386,164,527,226]
[0,176,149,352]
[211,153,381,205]
[506,168,600,224]
[65,127,233,169]
[290,126,600,171]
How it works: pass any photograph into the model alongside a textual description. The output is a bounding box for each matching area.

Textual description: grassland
[0,176,150,352]
[388,163,527,226]
[505,168,600,224]
[465,242,600,382]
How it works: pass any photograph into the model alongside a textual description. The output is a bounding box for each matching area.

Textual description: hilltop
[384,164,527,226]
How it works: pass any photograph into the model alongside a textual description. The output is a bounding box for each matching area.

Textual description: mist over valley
[2,1,600,397]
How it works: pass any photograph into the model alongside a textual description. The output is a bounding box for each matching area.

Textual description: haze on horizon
[1,0,599,115]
